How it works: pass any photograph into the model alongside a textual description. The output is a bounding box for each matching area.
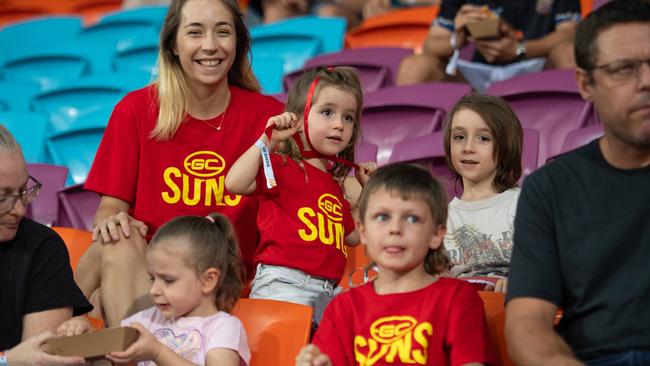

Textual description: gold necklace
[202,91,230,131]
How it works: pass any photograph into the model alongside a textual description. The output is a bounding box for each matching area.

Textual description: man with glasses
[505,1,650,365]
[0,125,91,365]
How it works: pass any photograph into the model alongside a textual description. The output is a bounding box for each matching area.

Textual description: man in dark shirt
[506,1,650,365]
[397,0,580,85]
[0,125,91,365]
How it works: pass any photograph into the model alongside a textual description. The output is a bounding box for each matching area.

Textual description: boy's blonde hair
[357,163,450,275]
[280,66,363,181]
[150,213,244,313]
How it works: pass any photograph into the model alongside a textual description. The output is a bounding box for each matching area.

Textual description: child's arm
[56,316,92,337]
[205,348,241,366]
[225,112,301,195]
[295,344,332,366]
[105,323,198,366]
[343,162,378,246]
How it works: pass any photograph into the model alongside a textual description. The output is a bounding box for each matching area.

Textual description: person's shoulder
[524,140,597,185]
[18,218,63,247]
[429,277,479,298]
[122,306,159,327]
[122,84,157,103]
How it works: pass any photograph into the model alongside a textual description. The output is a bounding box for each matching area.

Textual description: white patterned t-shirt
[444,188,520,278]
[121,307,250,366]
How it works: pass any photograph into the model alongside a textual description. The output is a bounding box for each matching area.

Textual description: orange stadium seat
[232,298,313,366]
[345,5,439,52]
[52,226,93,273]
[580,0,593,17]
[477,291,515,366]
[340,244,373,289]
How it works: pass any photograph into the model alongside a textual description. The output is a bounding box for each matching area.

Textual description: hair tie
[205,215,215,223]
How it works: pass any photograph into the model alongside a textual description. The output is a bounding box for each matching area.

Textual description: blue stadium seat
[251,54,285,94]
[0,40,116,89]
[98,5,168,31]
[250,16,346,74]
[45,106,113,185]
[0,81,40,111]
[112,35,159,76]
[0,16,83,60]
[31,72,152,134]
[77,6,164,50]
[0,111,49,163]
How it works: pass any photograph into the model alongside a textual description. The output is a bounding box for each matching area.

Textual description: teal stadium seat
[31,72,153,133]
[250,16,346,93]
[45,106,113,185]
[0,40,116,89]
[113,35,160,76]
[0,112,49,163]
[0,81,40,111]
[0,16,83,60]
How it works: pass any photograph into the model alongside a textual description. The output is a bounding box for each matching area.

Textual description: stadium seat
[57,184,101,231]
[31,73,151,133]
[96,5,168,30]
[560,124,603,154]
[340,244,374,289]
[70,0,124,26]
[345,6,439,51]
[232,298,313,366]
[112,35,160,76]
[251,53,285,94]
[51,226,93,272]
[26,164,69,226]
[487,69,598,166]
[250,16,346,74]
[0,111,49,163]
[0,3,47,28]
[361,82,471,165]
[0,81,40,112]
[283,47,412,93]
[477,291,515,366]
[0,40,117,89]
[45,107,112,185]
[0,16,83,60]
[76,12,160,50]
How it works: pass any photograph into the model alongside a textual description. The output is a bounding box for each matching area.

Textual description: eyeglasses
[0,175,42,214]
[590,58,650,82]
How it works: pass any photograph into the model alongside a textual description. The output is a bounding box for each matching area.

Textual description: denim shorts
[249,264,340,307]
[587,351,650,366]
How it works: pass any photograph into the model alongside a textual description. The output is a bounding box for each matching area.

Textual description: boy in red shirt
[296,164,495,366]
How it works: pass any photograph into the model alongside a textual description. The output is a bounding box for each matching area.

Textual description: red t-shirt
[85,85,284,274]
[254,154,355,280]
[313,278,496,366]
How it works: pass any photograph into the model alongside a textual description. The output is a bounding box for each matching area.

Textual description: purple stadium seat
[561,124,604,154]
[388,128,540,200]
[356,141,378,163]
[26,163,68,226]
[57,184,100,230]
[283,47,412,93]
[362,82,472,165]
[487,69,599,166]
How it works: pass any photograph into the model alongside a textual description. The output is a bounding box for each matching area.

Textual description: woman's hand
[105,323,162,364]
[295,344,332,366]
[92,212,148,244]
[355,162,377,187]
[266,112,301,148]
[57,316,92,337]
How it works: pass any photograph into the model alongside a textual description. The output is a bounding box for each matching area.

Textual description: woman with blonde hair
[76,0,283,327]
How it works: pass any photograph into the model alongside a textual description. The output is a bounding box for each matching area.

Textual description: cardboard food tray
[46,327,139,359]
[466,18,501,39]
